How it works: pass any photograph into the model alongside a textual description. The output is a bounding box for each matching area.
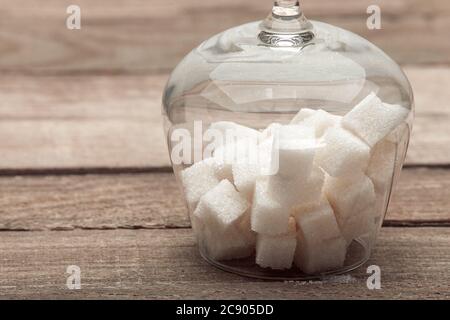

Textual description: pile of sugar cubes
[180,92,409,274]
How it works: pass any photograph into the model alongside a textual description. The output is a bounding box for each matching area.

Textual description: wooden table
[0,0,449,299]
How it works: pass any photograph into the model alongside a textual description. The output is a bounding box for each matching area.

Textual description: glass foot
[199,238,370,281]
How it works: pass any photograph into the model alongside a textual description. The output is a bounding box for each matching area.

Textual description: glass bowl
[162,0,413,280]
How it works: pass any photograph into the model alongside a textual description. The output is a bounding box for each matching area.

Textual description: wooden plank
[0,74,169,169]
[388,168,450,224]
[0,168,447,231]
[0,227,448,299]
[404,67,450,165]
[0,66,449,170]
[0,172,190,231]
[0,0,449,74]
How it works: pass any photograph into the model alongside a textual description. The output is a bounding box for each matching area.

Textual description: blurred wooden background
[0,0,449,299]
[1,0,449,73]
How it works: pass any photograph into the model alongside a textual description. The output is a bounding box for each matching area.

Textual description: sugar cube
[194,180,253,260]
[255,218,297,270]
[232,159,259,199]
[265,175,303,209]
[200,226,254,261]
[251,179,291,235]
[258,136,278,176]
[180,158,222,211]
[194,180,249,233]
[301,109,342,137]
[293,197,342,244]
[200,203,256,261]
[324,174,376,243]
[293,198,347,274]
[339,206,375,244]
[367,139,396,193]
[273,125,317,179]
[238,209,257,245]
[295,234,347,274]
[213,137,259,181]
[260,123,282,141]
[342,92,409,147]
[267,166,325,208]
[300,167,326,205]
[290,108,316,124]
[316,126,370,177]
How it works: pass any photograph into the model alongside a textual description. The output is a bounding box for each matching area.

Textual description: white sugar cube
[251,179,291,235]
[293,197,347,274]
[301,109,342,137]
[298,167,325,205]
[295,235,347,274]
[213,138,259,181]
[200,207,256,261]
[258,137,273,164]
[180,158,222,211]
[290,108,316,124]
[367,139,396,193]
[200,226,254,261]
[342,92,409,147]
[266,175,305,208]
[258,136,279,176]
[238,209,257,246]
[267,166,324,208]
[340,206,375,244]
[260,123,282,140]
[255,218,297,270]
[273,125,317,179]
[194,180,253,260]
[324,174,376,243]
[293,197,342,244]
[232,159,259,199]
[316,126,370,177]
[194,180,249,233]
[238,133,276,181]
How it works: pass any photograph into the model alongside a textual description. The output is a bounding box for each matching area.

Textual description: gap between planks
[0,167,448,231]
[1,66,449,169]
[0,163,449,177]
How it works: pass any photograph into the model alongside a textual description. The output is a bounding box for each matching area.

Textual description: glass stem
[272,0,301,20]
[259,0,315,47]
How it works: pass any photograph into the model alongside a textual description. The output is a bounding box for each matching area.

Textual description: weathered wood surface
[0,168,448,232]
[0,0,449,74]
[0,228,448,299]
[0,66,449,171]
[0,74,168,169]
[0,0,449,300]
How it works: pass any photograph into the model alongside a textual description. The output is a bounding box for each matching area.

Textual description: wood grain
[0,74,169,169]
[0,67,450,170]
[0,0,449,74]
[0,168,447,231]
[0,227,448,299]
[0,66,449,170]
[0,1,448,301]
